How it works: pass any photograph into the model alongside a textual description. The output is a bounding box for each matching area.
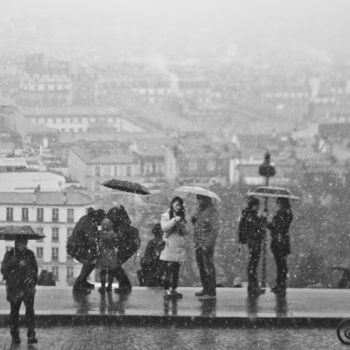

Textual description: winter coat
[141,237,164,267]
[244,209,266,248]
[192,204,219,250]
[159,209,188,262]
[115,225,140,264]
[1,248,38,302]
[96,229,119,270]
[67,214,99,264]
[267,208,293,255]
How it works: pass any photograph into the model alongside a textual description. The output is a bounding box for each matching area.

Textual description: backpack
[238,213,249,244]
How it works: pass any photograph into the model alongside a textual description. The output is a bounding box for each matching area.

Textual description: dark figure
[37,269,56,286]
[137,223,165,287]
[192,195,219,300]
[67,208,105,290]
[267,197,293,295]
[96,218,119,293]
[1,237,38,345]
[239,197,266,296]
[107,206,140,293]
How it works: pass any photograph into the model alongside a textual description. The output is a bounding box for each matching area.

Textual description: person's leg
[276,254,288,289]
[171,262,180,290]
[75,262,96,287]
[24,294,36,342]
[107,270,114,291]
[114,265,132,291]
[247,245,261,290]
[195,248,207,292]
[162,261,171,291]
[9,299,22,342]
[98,269,107,293]
[202,249,216,296]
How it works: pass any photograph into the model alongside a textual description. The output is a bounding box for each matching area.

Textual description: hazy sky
[1,0,350,61]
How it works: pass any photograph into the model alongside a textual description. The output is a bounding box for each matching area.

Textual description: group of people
[0,191,293,345]
[67,206,140,294]
[238,196,293,297]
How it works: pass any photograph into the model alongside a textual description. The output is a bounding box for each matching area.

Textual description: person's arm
[0,251,16,280]
[30,251,38,285]
[160,212,177,236]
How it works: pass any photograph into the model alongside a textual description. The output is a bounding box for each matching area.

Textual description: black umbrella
[101,179,150,195]
[0,225,45,240]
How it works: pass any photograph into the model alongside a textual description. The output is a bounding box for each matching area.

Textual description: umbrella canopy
[175,186,221,202]
[0,225,46,240]
[246,186,299,200]
[101,179,150,195]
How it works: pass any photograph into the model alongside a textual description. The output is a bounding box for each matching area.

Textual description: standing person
[1,237,38,344]
[137,223,165,287]
[96,218,119,293]
[160,197,189,298]
[107,206,140,294]
[239,197,266,297]
[67,208,105,290]
[267,197,293,295]
[192,195,219,300]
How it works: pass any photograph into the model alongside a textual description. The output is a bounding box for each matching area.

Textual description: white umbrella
[175,186,221,203]
[246,186,299,200]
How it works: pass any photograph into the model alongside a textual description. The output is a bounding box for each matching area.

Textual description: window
[66,266,74,280]
[126,166,132,176]
[36,247,43,259]
[36,227,44,242]
[207,160,216,172]
[6,207,13,222]
[37,208,44,222]
[95,181,100,191]
[22,208,29,222]
[52,208,59,222]
[67,227,73,239]
[114,165,119,177]
[52,227,59,242]
[67,208,74,223]
[95,166,101,176]
[189,160,198,172]
[52,247,59,261]
[52,266,59,281]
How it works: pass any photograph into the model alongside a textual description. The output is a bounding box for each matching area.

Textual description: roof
[131,139,166,157]
[71,146,134,165]
[21,106,122,116]
[0,191,93,206]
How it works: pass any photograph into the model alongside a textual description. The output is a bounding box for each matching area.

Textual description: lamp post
[258,151,276,288]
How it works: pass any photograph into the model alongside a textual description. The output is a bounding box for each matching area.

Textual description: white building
[0,191,94,287]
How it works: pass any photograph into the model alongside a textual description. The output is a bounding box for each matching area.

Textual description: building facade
[0,191,94,287]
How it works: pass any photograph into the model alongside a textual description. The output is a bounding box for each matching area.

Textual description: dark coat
[1,248,38,302]
[67,214,99,264]
[96,229,119,270]
[245,210,265,248]
[267,208,293,255]
[116,226,140,264]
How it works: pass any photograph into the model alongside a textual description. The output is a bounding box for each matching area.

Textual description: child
[1,237,38,344]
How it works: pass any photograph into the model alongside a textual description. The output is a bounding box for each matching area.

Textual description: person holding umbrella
[238,197,266,297]
[192,194,219,300]
[1,237,38,344]
[266,197,293,295]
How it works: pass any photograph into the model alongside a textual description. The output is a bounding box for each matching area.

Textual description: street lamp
[258,151,276,288]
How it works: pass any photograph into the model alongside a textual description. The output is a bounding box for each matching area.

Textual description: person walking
[160,196,189,298]
[1,237,38,344]
[67,208,106,291]
[192,194,219,300]
[96,218,119,293]
[267,197,293,295]
[107,206,140,294]
[239,197,266,297]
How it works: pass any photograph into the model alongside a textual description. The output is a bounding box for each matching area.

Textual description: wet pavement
[0,286,350,327]
[0,326,347,350]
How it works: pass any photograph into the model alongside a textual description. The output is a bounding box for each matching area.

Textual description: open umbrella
[175,186,221,202]
[0,225,45,240]
[246,186,299,200]
[101,179,150,195]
